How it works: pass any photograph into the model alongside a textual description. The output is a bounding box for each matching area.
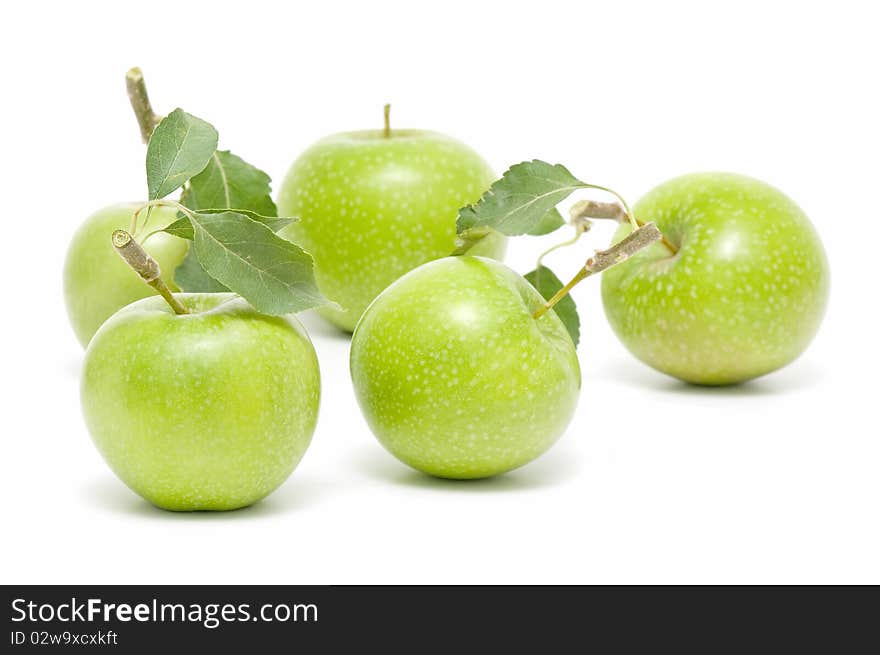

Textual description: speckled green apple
[64,203,188,347]
[350,256,580,479]
[602,173,829,385]
[278,129,506,331]
[81,294,320,511]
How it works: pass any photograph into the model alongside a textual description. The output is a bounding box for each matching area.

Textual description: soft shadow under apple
[354,445,580,492]
[79,474,324,519]
[597,357,826,397]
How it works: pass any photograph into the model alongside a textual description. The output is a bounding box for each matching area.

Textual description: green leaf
[174,248,230,292]
[164,210,295,240]
[457,160,587,236]
[451,226,491,256]
[188,211,330,315]
[173,150,287,292]
[525,265,580,346]
[530,208,566,235]
[180,150,278,217]
[146,109,218,200]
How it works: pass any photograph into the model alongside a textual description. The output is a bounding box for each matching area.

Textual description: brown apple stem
[126,67,161,143]
[638,221,676,254]
[569,199,628,223]
[569,200,678,254]
[533,222,663,319]
[112,230,189,315]
[383,103,391,138]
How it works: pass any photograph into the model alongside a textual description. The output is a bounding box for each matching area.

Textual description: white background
[1,1,877,584]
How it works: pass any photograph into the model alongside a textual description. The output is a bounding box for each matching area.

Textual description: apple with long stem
[450,161,829,386]
[601,172,829,385]
[350,163,662,479]
[77,72,330,511]
[63,69,190,348]
[63,68,285,346]
[277,105,506,332]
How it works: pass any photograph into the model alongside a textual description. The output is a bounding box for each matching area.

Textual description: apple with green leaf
[601,172,830,384]
[451,160,829,386]
[63,69,285,346]
[278,106,507,331]
[350,162,662,478]
[77,71,329,510]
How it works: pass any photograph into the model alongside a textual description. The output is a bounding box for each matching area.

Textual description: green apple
[350,256,581,479]
[64,203,188,347]
[602,172,830,385]
[81,293,321,511]
[278,129,506,332]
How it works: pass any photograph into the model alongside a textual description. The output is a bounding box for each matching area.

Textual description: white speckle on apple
[602,172,829,385]
[350,256,581,479]
[277,130,507,332]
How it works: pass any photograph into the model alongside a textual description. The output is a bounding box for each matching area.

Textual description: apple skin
[278,130,507,332]
[601,172,830,385]
[350,256,581,479]
[81,294,321,511]
[64,203,189,347]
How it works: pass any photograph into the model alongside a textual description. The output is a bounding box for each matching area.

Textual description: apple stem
[569,200,678,254]
[383,103,391,138]
[533,222,663,319]
[126,67,162,144]
[534,268,590,319]
[112,230,189,315]
[536,220,590,271]
[129,199,186,237]
[651,227,678,255]
[569,199,627,223]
